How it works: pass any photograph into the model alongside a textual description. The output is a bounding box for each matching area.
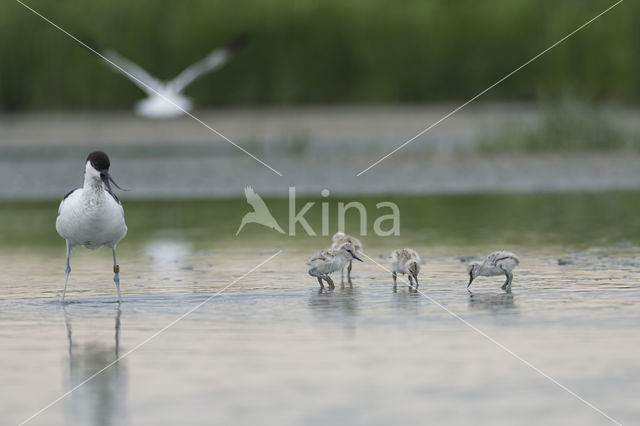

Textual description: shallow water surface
[1,193,640,425]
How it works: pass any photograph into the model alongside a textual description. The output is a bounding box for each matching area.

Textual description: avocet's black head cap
[87,151,110,171]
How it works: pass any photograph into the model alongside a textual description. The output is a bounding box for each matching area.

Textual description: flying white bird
[55,151,128,301]
[467,250,520,292]
[236,186,285,235]
[96,36,247,118]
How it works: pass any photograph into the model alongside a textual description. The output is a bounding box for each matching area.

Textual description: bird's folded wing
[308,252,329,262]
[58,188,79,214]
[488,251,515,266]
[102,49,163,95]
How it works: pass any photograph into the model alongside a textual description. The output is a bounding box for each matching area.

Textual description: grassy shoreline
[1,0,636,110]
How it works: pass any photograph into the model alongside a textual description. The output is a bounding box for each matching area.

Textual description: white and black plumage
[307,241,363,289]
[389,248,422,288]
[97,35,247,118]
[331,232,363,284]
[56,151,128,301]
[467,251,520,292]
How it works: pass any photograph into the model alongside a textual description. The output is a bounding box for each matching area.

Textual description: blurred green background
[4,191,639,252]
[0,0,634,111]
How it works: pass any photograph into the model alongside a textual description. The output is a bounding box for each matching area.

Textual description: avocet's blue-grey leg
[408,274,414,287]
[347,259,353,284]
[500,267,512,292]
[112,246,121,301]
[324,275,335,289]
[309,269,324,288]
[500,271,508,290]
[62,240,73,300]
[392,271,397,287]
[503,271,514,293]
[115,305,121,357]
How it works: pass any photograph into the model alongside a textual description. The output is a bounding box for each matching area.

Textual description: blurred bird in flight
[95,35,247,118]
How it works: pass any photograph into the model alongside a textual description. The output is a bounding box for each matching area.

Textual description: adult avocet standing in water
[331,232,363,284]
[56,151,128,301]
[307,241,363,289]
[467,251,520,292]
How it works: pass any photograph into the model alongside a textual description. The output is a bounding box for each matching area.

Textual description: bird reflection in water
[392,284,419,294]
[468,291,516,312]
[144,236,191,274]
[63,305,128,426]
[309,285,360,319]
[390,284,421,316]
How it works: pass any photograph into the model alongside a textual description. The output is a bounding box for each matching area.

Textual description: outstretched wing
[168,35,247,94]
[101,49,163,95]
[244,186,270,212]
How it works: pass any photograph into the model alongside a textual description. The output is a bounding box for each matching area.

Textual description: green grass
[478,100,638,153]
[3,191,640,253]
[0,0,637,110]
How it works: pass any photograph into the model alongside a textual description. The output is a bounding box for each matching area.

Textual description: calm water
[1,192,640,425]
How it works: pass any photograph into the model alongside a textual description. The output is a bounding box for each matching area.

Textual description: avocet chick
[307,241,363,289]
[331,232,363,284]
[389,248,422,288]
[467,251,520,292]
